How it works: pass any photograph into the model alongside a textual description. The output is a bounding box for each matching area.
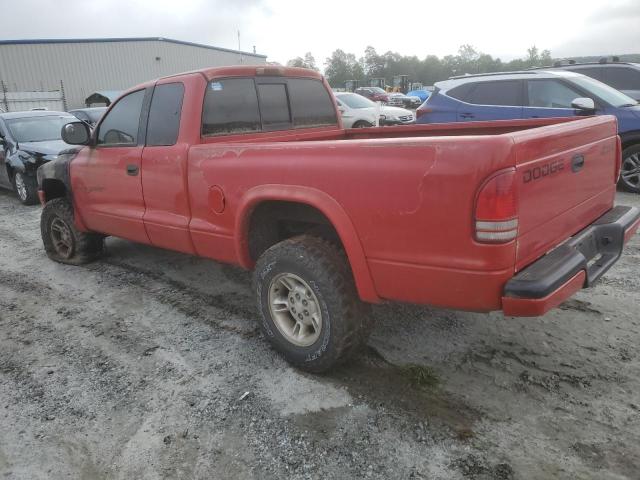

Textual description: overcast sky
[2,0,639,67]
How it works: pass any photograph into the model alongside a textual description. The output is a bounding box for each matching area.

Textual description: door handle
[460,113,475,119]
[126,164,139,176]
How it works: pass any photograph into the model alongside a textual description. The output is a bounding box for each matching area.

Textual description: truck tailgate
[512,116,620,272]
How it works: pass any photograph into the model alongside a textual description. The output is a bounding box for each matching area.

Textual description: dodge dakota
[37,66,640,371]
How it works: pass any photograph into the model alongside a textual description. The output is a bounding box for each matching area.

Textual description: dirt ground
[0,189,639,480]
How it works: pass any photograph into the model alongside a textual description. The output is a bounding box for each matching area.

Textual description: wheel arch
[620,131,640,150]
[235,185,380,303]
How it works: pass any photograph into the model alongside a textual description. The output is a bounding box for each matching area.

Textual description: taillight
[474,168,518,243]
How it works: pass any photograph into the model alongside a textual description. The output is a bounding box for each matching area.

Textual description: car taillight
[474,168,518,243]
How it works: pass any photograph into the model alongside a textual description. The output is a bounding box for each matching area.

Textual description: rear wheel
[253,235,371,372]
[41,198,104,265]
[620,145,640,193]
[13,172,38,205]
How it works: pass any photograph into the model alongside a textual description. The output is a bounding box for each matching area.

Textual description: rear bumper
[502,205,640,316]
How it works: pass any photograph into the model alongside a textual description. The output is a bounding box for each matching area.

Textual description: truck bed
[188,115,620,311]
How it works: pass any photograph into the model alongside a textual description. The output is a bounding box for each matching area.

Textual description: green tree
[286,52,319,71]
[324,49,362,87]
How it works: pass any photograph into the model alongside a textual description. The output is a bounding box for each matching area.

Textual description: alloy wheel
[268,272,322,347]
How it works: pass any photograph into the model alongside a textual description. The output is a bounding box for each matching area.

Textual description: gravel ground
[0,189,639,480]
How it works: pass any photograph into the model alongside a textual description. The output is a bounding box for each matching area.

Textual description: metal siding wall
[0,40,267,108]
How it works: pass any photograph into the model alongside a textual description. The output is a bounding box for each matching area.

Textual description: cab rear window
[202,77,337,137]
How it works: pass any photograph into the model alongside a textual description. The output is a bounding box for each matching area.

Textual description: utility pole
[238,30,243,64]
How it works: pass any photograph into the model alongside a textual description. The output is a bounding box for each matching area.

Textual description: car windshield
[338,93,376,109]
[6,115,75,142]
[569,75,639,107]
[370,87,386,94]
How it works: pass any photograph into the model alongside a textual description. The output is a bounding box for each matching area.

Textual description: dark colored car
[0,111,76,204]
[387,92,422,109]
[355,87,390,103]
[544,60,640,102]
[417,70,640,193]
[69,107,107,127]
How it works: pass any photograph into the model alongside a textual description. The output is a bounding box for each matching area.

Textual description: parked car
[417,70,640,193]
[387,92,422,109]
[38,66,639,372]
[334,92,414,127]
[406,89,431,103]
[355,86,390,103]
[0,110,76,204]
[69,107,107,127]
[544,60,640,102]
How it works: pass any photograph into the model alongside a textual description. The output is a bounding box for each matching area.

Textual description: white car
[334,92,415,128]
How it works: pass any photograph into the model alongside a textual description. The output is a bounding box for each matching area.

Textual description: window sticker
[211,82,223,91]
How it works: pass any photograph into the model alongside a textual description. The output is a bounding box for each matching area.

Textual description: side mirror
[571,97,595,111]
[338,107,345,114]
[61,121,91,145]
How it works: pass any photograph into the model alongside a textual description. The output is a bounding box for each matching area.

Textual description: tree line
[287,45,555,88]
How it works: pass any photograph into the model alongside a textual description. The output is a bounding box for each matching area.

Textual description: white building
[0,37,267,110]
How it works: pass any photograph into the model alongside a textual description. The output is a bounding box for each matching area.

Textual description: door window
[97,90,145,146]
[466,81,522,106]
[605,67,640,90]
[146,83,185,146]
[527,79,583,108]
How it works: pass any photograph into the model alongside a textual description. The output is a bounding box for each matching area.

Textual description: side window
[446,83,475,101]
[147,83,184,146]
[288,78,338,128]
[527,80,582,108]
[466,81,522,106]
[97,89,145,146]
[566,67,604,82]
[605,67,640,90]
[202,78,261,136]
[257,83,291,128]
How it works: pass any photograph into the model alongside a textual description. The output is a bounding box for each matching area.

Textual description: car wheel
[619,145,640,194]
[253,235,371,372]
[41,198,104,265]
[13,172,38,205]
[352,121,372,128]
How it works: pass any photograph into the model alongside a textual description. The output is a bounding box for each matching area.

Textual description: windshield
[370,87,386,94]
[6,115,75,142]
[569,75,638,107]
[337,93,376,109]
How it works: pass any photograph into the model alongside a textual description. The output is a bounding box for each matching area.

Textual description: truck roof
[162,65,324,82]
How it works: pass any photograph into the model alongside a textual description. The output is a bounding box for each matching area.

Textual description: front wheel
[41,198,104,265]
[352,120,373,128]
[13,172,38,205]
[619,145,640,193]
[253,235,371,372]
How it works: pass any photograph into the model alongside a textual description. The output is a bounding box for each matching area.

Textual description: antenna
[238,30,243,64]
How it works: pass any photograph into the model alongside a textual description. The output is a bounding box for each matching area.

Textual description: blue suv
[416,70,640,193]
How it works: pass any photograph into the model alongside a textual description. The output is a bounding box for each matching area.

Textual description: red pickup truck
[37,66,640,371]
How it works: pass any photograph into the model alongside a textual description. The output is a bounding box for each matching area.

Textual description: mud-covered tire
[253,235,371,372]
[41,198,104,265]
[13,172,38,205]
[352,120,372,128]
[619,145,640,194]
